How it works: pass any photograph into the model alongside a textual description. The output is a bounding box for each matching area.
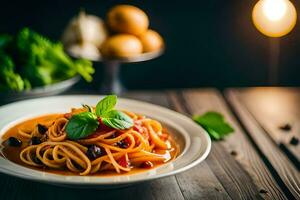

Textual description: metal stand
[68,48,164,95]
[100,61,124,95]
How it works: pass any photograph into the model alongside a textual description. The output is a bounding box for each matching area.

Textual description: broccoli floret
[17,28,94,86]
[0,28,94,91]
[0,53,25,91]
[0,34,13,50]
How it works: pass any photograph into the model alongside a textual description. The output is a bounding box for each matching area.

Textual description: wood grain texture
[174,89,287,200]
[168,92,232,200]
[169,90,261,200]
[227,88,300,199]
[0,173,184,200]
[126,91,232,200]
[229,88,300,166]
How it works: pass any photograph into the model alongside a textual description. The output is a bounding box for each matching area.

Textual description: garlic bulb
[68,43,101,61]
[62,11,108,48]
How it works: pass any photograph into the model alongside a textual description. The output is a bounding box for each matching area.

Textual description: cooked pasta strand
[9,109,179,175]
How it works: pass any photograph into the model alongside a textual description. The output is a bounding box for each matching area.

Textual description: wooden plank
[227,88,300,199]
[228,88,300,167]
[126,91,231,200]
[169,90,260,200]
[173,162,232,200]
[123,91,170,106]
[0,173,184,200]
[172,89,287,200]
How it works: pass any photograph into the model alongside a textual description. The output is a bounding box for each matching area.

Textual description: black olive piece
[30,137,42,145]
[6,137,22,147]
[86,145,103,160]
[37,124,48,134]
[117,140,129,149]
[290,136,299,146]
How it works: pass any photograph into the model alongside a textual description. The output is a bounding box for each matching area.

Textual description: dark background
[0,0,299,90]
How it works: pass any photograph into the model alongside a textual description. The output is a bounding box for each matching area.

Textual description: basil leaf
[102,110,133,130]
[193,111,234,140]
[95,95,117,116]
[65,112,99,140]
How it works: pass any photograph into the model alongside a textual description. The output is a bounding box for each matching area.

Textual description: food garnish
[193,111,234,140]
[66,95,134,140]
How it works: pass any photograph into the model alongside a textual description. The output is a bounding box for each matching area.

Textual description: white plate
[0,95,211,188]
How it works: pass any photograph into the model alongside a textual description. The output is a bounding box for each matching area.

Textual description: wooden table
[227,88,300,200]
[0,88,299,200]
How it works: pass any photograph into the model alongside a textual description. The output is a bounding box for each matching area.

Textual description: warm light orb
[263,0,287,21]
[252,0,297,37]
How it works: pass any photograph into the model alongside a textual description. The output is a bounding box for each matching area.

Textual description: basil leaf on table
[66,112,99,140]
[193,111,234,140]
[95,95,117,116]
[102,110,134,130]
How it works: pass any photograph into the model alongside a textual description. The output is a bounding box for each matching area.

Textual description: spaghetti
[2,108,179,176]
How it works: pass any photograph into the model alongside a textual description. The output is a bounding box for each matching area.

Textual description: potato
[107,5,149,36]
[139,30,164,52]
[100,34,143,58]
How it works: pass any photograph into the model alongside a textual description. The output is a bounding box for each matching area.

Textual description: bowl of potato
[63,5,164,62]
[62,5,165,94]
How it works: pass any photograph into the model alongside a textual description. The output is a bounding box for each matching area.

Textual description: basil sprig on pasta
[66,112,99,140]
[66,95,134,140]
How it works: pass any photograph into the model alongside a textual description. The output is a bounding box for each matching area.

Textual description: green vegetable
[0,54,27,91]
[193,111,234,140]
[101,110,134,130]
[95,95,133,129]
[0,34,12,49]
[66,96,133,140]
[17,28,94,85]
[65,112,99,140]
[0,28,94,92]
[95,95,117,116]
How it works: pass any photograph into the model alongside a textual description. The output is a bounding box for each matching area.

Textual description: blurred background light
[252,0,297,37]
[263,0,287,21]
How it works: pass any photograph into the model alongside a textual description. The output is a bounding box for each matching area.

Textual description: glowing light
[252,0,297,37]
[263,0,287,21]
